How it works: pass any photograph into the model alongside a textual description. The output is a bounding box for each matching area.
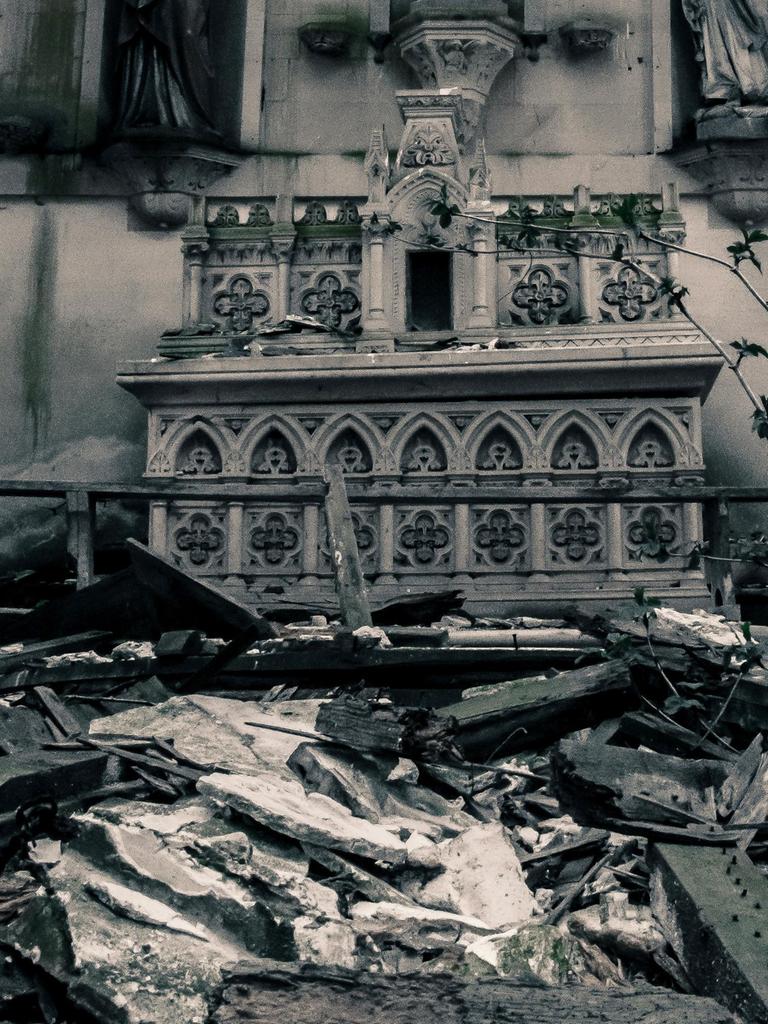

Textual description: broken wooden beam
[436,661,633,759]
[323,465,372,629]
[0,632,111,673]
[210,960,737,1024]
[551,736,731,834]
[128,538,278,639]
[650,843,768,1023]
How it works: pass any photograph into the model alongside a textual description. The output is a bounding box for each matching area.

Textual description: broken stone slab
[209,959,739,1024]
[466,923,625,987]
[71,810,297,959]
[401,823,536,929]
[0,848,257,1024]
[198,770,409,864]
[90,695,326,777]
[568,897,666,966]
[302,842,418,906]
[349,900,495,949]
[288,741,474,837]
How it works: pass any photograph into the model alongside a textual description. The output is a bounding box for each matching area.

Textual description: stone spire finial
[364,126,390,204]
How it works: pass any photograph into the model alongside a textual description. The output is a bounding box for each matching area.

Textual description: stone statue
[681,0,768,109]
[115,0,217,137]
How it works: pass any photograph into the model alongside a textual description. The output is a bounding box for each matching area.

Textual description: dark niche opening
[407,252,452,331]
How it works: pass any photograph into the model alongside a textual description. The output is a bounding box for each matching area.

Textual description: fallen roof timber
[650,843,768,1024]
[210,961,737,1024]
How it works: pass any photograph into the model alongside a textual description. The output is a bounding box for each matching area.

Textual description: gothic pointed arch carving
[465,413,533,472]
[617,409,685,469]
[240,417,308,477]
[546,419,602,471]
[391,414,458,475]
[326,427,374,474]
[163,418,230,477]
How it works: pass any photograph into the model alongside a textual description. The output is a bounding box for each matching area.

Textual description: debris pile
[0,546,764,1022]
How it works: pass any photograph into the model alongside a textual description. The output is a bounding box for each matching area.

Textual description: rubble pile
[0,580,765,1023]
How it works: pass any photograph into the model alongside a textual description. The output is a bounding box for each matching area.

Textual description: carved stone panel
[245,507,303,573]
[598,261,664,323]
[291,268,362,331]
[471,506,530,570]
[547,506,607,569]
[394,507,453,571]
[624,503,684,563]
[212,273,271,332]
[501,260,578,328]
[170,506,227,573]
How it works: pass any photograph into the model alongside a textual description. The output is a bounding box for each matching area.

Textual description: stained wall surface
[0,0,764,526]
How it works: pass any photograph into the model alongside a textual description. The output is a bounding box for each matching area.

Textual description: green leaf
[742,621,753,642]
[438,211,453,228]
[747,229,768,244]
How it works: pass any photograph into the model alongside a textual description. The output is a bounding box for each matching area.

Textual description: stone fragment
[288,741,472,836]
[198,770,408,863]
[90,695,326,777]
[568,900,665,965]
[402,823,536,928]
[467,923,625,987]
[1,849,253,1024]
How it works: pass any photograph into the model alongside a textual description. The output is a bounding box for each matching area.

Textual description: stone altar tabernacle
[117,1,722,615]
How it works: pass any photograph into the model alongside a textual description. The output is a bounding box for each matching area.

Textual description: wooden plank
[552,737,731,832]
[650,843,768,1023]
[618,712,738,763]
[65,490,95,590]
[704,497,738,618]
[436,662,634,758]
[210,960,737,1024]
[127,538,277,639]
[323,465,372,629]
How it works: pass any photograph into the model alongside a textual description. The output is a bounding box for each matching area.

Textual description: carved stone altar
[117,2,723,614]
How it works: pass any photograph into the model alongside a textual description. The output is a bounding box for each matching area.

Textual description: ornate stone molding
[394,91,465,178]
[101,138,242,230]
[677,140,768,226]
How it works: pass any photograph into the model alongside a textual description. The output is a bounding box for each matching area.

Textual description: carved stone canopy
[101,136,241,229]
[678,140,768,226]
[393,3,519,107]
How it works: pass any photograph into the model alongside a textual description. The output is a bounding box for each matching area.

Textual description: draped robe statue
[115,0,217,137]
[681,0,768,107]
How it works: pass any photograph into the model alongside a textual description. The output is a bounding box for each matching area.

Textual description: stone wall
[0,0,765,538]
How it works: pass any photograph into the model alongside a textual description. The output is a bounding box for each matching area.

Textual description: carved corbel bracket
[677,140,768,226]
[393,5,518,107]
[101,137,242,230]
[299,22,352,57]
[559,21,615,55]
[394,91,465,181]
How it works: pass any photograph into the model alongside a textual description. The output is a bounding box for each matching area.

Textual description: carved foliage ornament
[626,505,679,561]
[550,507,604,565]
[402,125,456,167]
[396,509,452,568]
[248,510,302,569]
